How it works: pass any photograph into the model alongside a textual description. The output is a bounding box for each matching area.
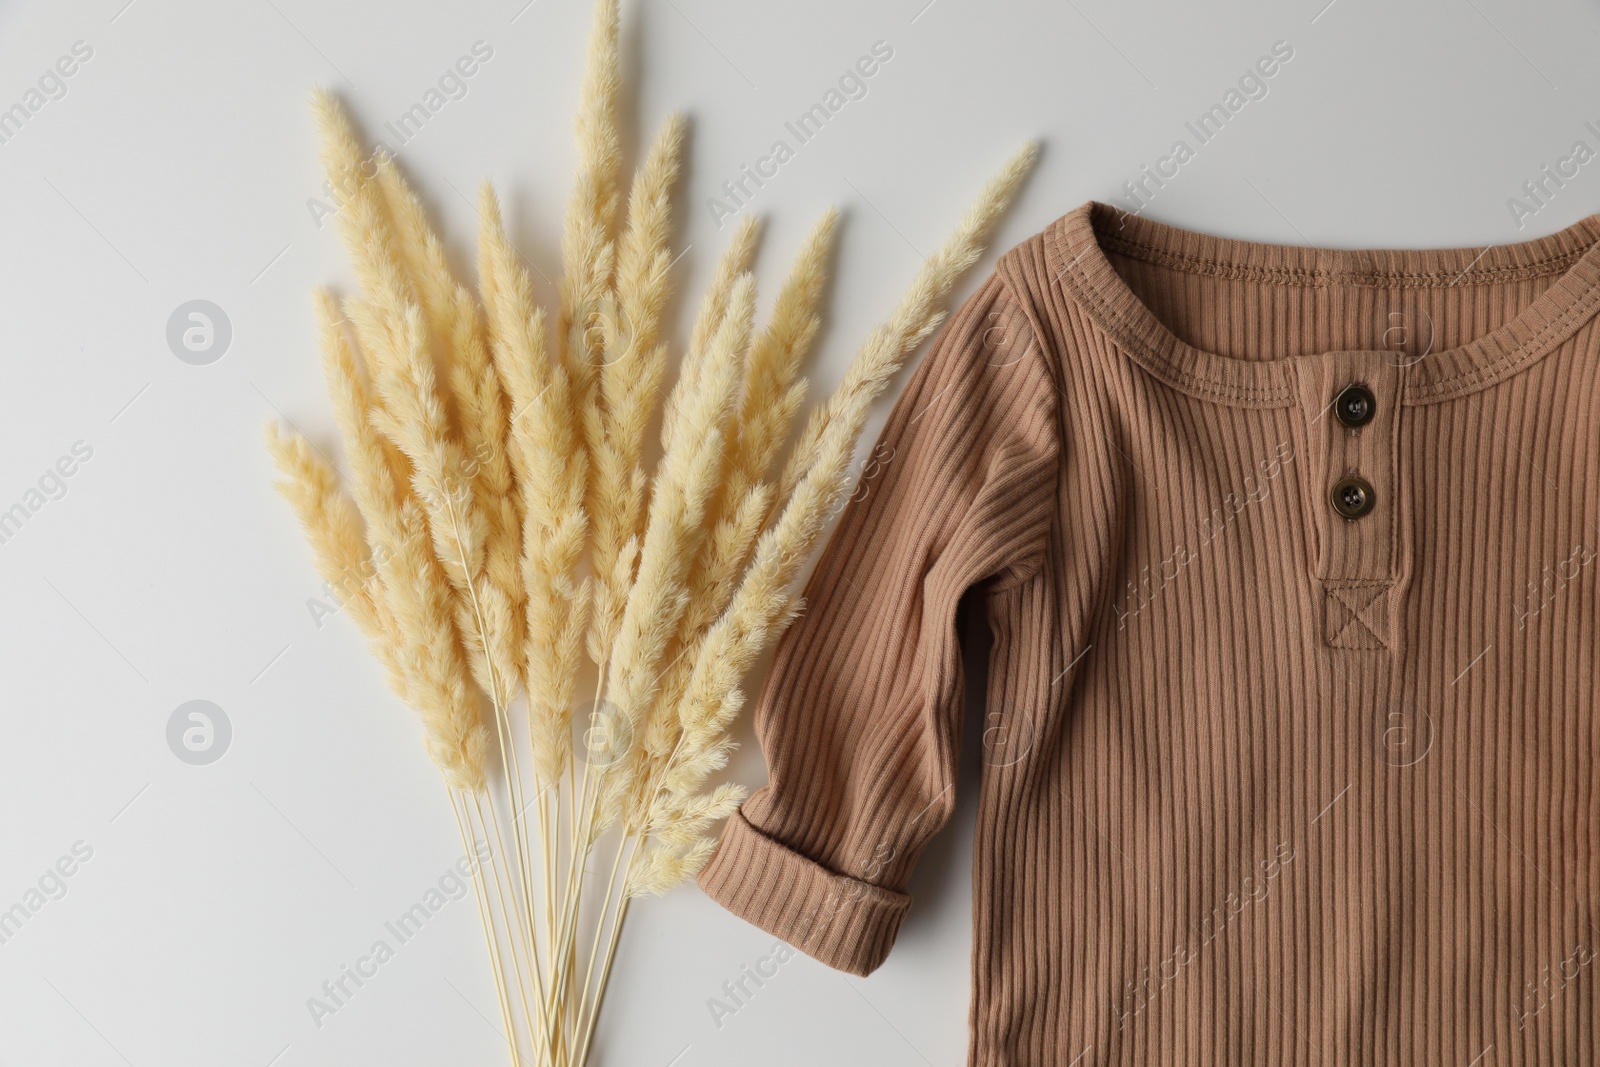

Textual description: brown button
[1330,475,1375,519]
[1335,383,1376,428]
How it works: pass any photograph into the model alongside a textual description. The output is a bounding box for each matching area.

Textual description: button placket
[1291,352,1404,650]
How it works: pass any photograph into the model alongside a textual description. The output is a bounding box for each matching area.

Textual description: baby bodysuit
[699,200,1600,1066]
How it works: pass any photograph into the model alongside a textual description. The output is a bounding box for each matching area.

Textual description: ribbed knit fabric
[697,201,1600,1066]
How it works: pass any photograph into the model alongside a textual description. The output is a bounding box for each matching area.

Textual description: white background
[1,1,1597,1065]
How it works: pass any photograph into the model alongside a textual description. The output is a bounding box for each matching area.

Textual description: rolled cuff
[696,809,912,977]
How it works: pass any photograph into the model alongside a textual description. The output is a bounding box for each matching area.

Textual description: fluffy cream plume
[373,155,455,363]
[728,209,837,498]
[623,217,765,788]
[309,94,526,714]
[263,424,410,700]
[309,89,414,336]
[348,297,522,714]
[567,0,623,245]
[774,142,1039,506]
[566,0,622,673]
[442,279,526,667]
[310,290,489,792]
[660,214,759,458]
[479,184,593,786]
[378,156,526,680]
[623,781,746,897]
[620,214,835,826]
[587,114,686,673]
[595,275,757,834]
[633,146,1039,883]
[681,209,836,636]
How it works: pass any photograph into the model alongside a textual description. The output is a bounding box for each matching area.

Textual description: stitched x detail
[1324,583,1390,649]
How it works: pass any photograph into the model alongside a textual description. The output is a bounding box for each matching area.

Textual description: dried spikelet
[263,423,410,700]
[621,479,772,827]
[313,289,411,570]
[627,781,746,896]
[350,298,523,713]
[586,210,752,663]
[480,184,593,784]
[588,115,686,673]
[606,277,757,724]
[730,209,837,497]
[378,157,526,679]
[386,496,495,792]
[309,89,413,342]
[663,212,838,688]
[626,782,746,898]
[564,0,623,675]
[650,781,747,847]
[622,214,832,828]
[649,144,1038,839]
[374,155,456,363]
[442,280,526,679]
[315,293,489,791]
[312,87,512,789]
[475,189,549,506]
[623,835,719,899]
[569,0,623,249]
[610,219,761,739]
[611,114,686,364]
[774,141,1039,505]
[314,90,524,710]
[660,214,759,458]
[595,277,757,831]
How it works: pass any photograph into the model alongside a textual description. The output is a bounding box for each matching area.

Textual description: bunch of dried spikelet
[265,0,1033,1062]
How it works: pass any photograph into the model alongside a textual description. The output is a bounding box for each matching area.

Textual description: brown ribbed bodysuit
[700,201,1600,1066]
